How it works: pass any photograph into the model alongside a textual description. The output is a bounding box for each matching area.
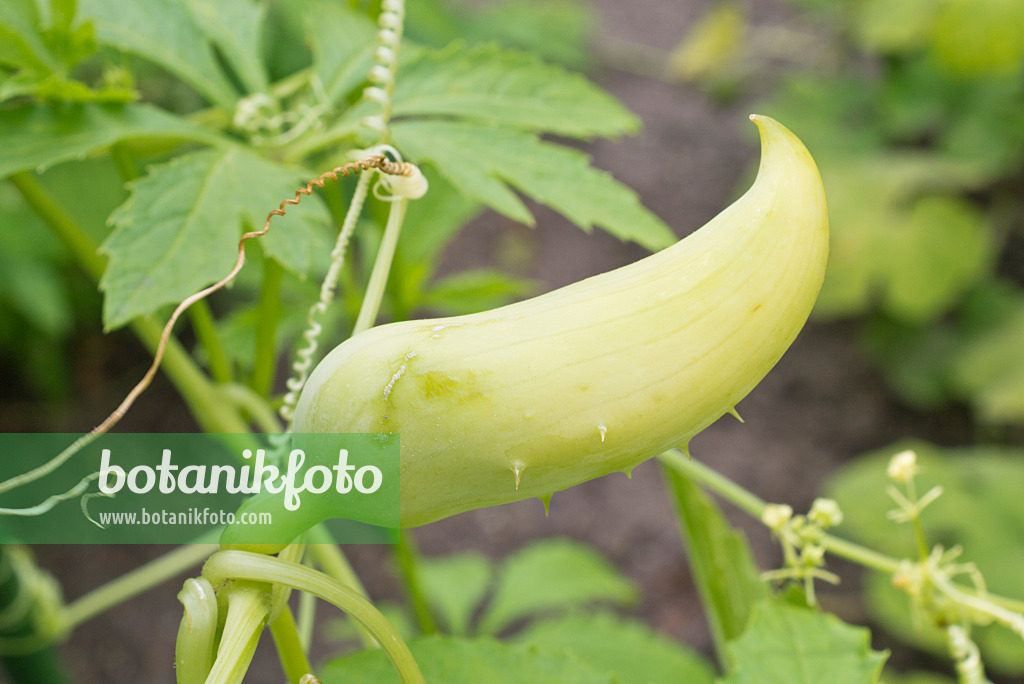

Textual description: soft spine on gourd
[225,114,829,540]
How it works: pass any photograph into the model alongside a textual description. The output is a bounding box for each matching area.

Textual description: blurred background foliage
[674,0,1024,427]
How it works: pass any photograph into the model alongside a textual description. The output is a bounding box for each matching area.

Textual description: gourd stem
[251,256,284,397]
[658,450,1024,614]
[307,526,378,649]
[658,450,766,518]
[64,541,219,629]
[395,532,437,635]
[352,198,408,335]
[204,551,425,684]
[268,606,313,683]
[189,301,233,385]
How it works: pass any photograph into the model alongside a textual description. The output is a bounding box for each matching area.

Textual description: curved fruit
[234,115,828,537]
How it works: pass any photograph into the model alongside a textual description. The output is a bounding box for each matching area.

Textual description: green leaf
[396,168,480,266]
[825,441,1024,673]
[322,635,616,684]
[667,2,747,83]
[417,552,493,635]
[307,0,377,105]
[392,43,638,138]
[852,0,939,54]
[462,0,595,70]
[515,612,717,684]
[946,285,1024,423]
[929,0,1024,76]
[814,157,994,323]
[393,120,675,251]
[79,0,238,108]
[660,457,767,669]
[865,282,1024,423]
[99,147,329,329]
[0,0,58,73]
[721,600,887,684]
[478,538,638,634]
[0,184,72,336]
[186,0,268,94]
[0,102,221,178]
[422,269,537,316]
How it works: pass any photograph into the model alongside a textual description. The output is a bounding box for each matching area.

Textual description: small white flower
[887,449,919,484]
[761,503,793,532]
[808,498,844,528]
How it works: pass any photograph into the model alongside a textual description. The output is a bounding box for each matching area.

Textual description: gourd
[224,114,828,542]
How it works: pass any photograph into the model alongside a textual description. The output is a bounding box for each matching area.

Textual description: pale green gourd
[286,115,828,528]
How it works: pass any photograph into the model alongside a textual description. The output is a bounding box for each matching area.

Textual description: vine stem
[188,300,233,384]
[395,532,437,635]
[204,551,425,684]
[657,449,1024,614]
[268,606,313,683]
[352,198,409,335]
[251,256,284,397]
[63,541,219,629]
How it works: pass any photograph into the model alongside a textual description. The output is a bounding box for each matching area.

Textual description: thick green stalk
[251,257,284,397]
[0,548,70,684]
[64,542,219,629]
[204,551,424,684]
[352,199,408,335]
[395,532,437,635]
[268,606,313,683]
[188,301,233,385]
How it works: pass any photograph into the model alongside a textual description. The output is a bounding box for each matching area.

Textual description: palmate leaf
[100,147,329,329]
[186,0,268,94]
[721,599,887,684]
[660,455,767,670]
[814,155,994,323]
[322,635,616,684]
[865,282,1024,423]
[0,0,58,73]
[393,120,675,251]
[79,0,238,108]
[307,0,377,105]
[515,612,716,684]
[477,538,638,635]
[416,552,493,636]
[392,43,638,138]
[0,102,221,178]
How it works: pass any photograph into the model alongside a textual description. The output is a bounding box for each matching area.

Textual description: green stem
[204,584,268,684]
[268,606,313,683]
[658,450,766,519]
[307,526,378,649]
[251,257,284,397]
[130,317,250,433]
[9,171,249,434]
[109,142,139,182]
[204,551,425,684]
[189,301,233,384]
[64,541,218,630]
[395,531,437,635]
[658,449,902,575]
[352,199,408,335]
[0,547,71,684]
[9,172,106,280]
[221,383,282,433]
[657,449,1024,608]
